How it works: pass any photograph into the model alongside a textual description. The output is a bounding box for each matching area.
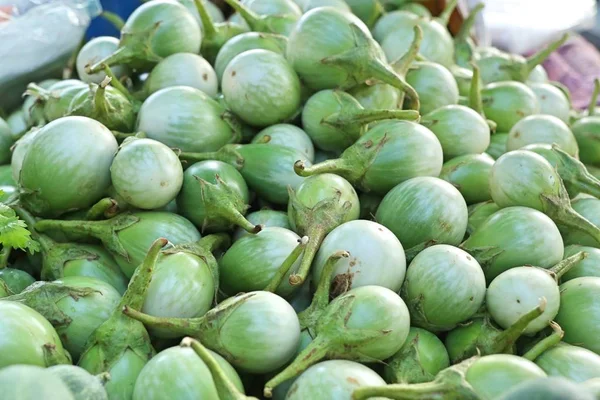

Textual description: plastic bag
[0,0,102,111]
[464,0,597,54]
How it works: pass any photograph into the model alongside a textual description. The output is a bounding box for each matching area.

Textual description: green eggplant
[77,239,167,400]
[295,120,442,195]
[482,82,539,132]
[439,153,494,204]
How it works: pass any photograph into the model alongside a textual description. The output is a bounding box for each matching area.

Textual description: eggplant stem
[570,176,600,199]
[455,3,484,42]
[392,25,423,77]
[93,84,111,120]
[111,131,137,141]
[541,179,600,246]
[556,205,600,246]
[122,306,199,336]
[469,62,484,115]
[326,109,420,127]
[25,83,50,102]
[223,0,260,29]
[525,33,568,75]
[548,251,586,280]
[118,238,168,310]
[321,24,421,110]
[182,337,259,400]
[193,0,217,36]
[88,47,129,74]
[551,144,600,198]
[86,197,118,221]
[179,145,245,169]
[588,78,600,116]
[294,158,352,178]
[298,250,350,330]
[368,58,420,111]
[495,298,546,351]
[352,381,455,400]
[13,205,56,252]
[437,0,458,26]
[101,65,134,101]
[35,214,140,259]
[197,233,231,254]
[0,247,11,269]
[264,236,308,293]
[100,11,125,31]
[88,22,162,74]
[522,322,564,361]
[288,225,326,286]
[263,335,330,398]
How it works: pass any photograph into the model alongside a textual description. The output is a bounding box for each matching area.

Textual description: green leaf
[0,204,40,254]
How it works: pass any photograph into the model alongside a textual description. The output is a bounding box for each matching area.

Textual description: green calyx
[179,145,245,169]
[352,358,480,400]
[87,23,163,73]
[35,213,142,262]
[79,238,167,373]
[384,328,448,385]
[24,83,51,108]
[297,250,350,330]
[223,0,297,36]
[68,77,136,132]
[385,335,438,384]
[181,337,259,400]
[478,34,568,84]
[193,0,247,63]
[293,130,389,191]
[323,23,420,110]
[457,245,505,279]
[44,343,73,367]
[24,82,85,123]
[4,281,100,329]
[191,174,260,234]
[324,105,420,130]
[264,291,392,397]
[531,144,600,199]
[309,89,420,148]
[454,3,484,68]
[446,300,546,364]
[539,178,600,246]
[14,206,106,281]
[404,240,438,264]
[287,187,355,286]
[123,291,257,361]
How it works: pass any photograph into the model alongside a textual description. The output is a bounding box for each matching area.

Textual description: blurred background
[1,0,600,110]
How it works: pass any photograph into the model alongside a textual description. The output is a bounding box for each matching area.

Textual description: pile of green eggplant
[2,0,600,399]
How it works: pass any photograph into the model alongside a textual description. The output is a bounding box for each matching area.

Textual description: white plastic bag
[462,0,597,54]
[0,0,102,111]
